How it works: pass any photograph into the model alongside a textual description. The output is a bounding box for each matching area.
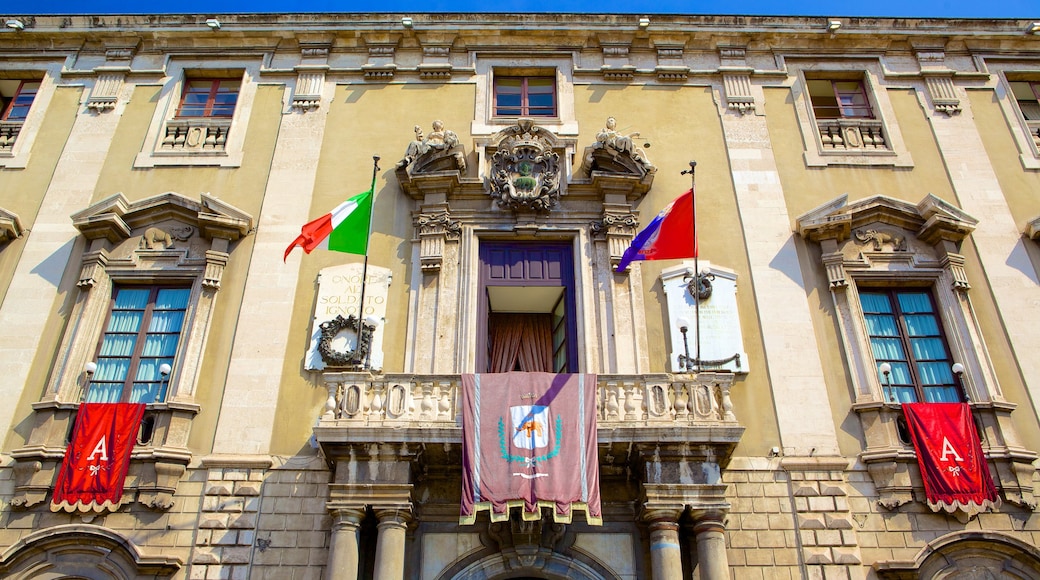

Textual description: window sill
[804,147,913,168]
[134,149,242,168]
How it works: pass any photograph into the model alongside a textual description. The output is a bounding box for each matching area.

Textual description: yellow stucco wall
[12,83,285,453]
[766,83,1040,455]
[963,88,1040,449]
[3,86,84,450]
[574,83,780,456]
[0,86,80,316]
[267,81,478,455]
[767,85,962,456]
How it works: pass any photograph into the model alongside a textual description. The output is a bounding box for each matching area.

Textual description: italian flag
[284,189,373,261]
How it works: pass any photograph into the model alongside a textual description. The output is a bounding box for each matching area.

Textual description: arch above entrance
[0,524,182,580]
[444,545,618,580]
[875,530,1040,579]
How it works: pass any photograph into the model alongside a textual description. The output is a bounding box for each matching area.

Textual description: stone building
[1,11,1040,580]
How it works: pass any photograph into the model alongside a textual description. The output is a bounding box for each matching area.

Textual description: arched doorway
[875,530,1040,579]
[0,524,181,580]
[444,546,617,580]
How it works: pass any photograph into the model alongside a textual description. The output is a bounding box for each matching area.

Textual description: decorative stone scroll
[661,262,749,374]
[487,119,563,212]
[307,263,391,371]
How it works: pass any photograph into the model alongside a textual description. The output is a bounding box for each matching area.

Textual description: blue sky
[24,0,1040,18]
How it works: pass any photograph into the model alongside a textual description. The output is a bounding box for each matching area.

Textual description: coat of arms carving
[487,119,562,212]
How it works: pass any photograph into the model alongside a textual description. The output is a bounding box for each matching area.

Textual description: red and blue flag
[616,189,697,272]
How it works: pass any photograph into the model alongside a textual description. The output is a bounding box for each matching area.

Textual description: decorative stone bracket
[415,210,461,272]
[362,34,401,80]
[722,72,755,115]
[591,207,638,268]
[86,70,126,112]
[291,68,326,111]
[917,50,962,116]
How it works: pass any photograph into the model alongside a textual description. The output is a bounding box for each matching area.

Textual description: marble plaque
[307,262,392,371]
[661,261,748,374]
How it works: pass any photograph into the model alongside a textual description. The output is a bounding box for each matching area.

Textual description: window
[493,76,556,117]
[1,80,40,121]
[176,78,239,118]
[862,289,959,403]
[135,61,258,167]
[1,80,40,154]
[807,79,874,119]
[479,242,577,373]
[788,63,912,166]
[1009,81,1040,121]
[88,287,191,404]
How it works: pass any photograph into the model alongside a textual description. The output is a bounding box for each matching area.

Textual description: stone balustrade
[160,117,231,152]
[0,120,23,151]
[315,372,739,444]
[1028,120,1040,148]
[816,118,887,151]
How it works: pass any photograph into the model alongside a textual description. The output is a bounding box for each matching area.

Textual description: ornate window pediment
[9,191,253,512]
[0,206,23,245]
[798,194,1038,512]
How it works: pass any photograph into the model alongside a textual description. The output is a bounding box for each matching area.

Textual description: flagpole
[354,155,380,368]
[681,160,699,372]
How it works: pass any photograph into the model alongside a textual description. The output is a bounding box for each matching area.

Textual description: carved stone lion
[854,228,906,252]
[140,227,174,250]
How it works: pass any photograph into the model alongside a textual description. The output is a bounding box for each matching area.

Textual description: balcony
[816,118,888,151]
[0,120,23,152]
[1027,120,1040,149]
[160,117,231,153]
[313,372,745,466]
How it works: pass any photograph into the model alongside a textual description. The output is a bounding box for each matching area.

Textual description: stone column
[325,508,365,580]
[644,509,684,580]
[691,512,729,580]
[372,509,411,580]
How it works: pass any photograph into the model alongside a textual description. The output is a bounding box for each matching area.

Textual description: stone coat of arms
[488,119,562,212]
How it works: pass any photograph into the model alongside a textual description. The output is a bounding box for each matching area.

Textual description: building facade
[1,12,1040,580]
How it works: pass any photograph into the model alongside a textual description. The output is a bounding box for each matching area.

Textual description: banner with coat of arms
[902,403,1000,516]
[460,373,601,525]
[52,403,146,512]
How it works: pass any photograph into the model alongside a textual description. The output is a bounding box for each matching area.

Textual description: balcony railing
[160,117,231,153]
[314,372,741,446]
[0,120,24,152]
[816,118,888,151]
[1027,120,1040,149]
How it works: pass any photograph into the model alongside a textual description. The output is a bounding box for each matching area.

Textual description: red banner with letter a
[52,403,146,512]
[460,373,601,525]
[902,403,1000,515]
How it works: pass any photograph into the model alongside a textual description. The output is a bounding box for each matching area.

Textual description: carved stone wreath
[686,273,714,301]
[318,314,375,367]
[488,119,562,212]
